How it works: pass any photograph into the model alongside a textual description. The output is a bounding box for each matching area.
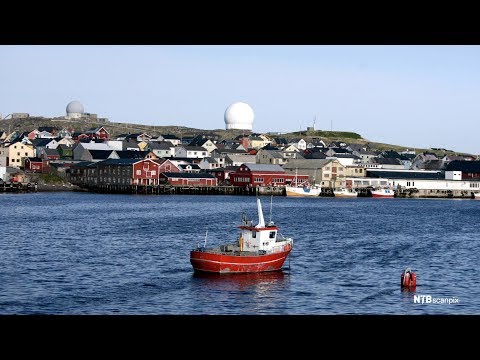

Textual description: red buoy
[401,268,417,288]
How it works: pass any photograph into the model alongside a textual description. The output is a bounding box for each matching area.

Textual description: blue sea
[0,192,478,314]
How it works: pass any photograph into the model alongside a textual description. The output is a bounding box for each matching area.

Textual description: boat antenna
[204,230,208,248]
[269,194,273,224]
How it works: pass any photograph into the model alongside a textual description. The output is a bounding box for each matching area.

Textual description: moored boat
[371,187,395,198]
[333,187,358,197]
[285,185,321,196]
[190,198,293,273]
[474,192,480,200]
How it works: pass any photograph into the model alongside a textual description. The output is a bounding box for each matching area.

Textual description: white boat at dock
[333,187,358,197]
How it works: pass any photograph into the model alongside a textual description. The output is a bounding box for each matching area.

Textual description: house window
[325,167,330,170]
[136,170,141,175]
[252,231,256,238]
[25,153,28,156]
[324,174,329,178]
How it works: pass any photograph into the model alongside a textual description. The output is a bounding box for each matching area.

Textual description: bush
[40,174,64,184]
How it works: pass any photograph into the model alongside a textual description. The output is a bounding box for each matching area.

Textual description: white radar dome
[224,102,254,131]
[66,100,84,115]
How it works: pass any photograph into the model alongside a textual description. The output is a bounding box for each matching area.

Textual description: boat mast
[269,195,273,224]
[255,198,265,228]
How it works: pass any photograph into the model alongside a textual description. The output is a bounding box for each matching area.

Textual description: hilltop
[0,116,468,156]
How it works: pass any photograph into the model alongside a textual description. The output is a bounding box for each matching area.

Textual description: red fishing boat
[190,198,293,273]
[371,187,395,198]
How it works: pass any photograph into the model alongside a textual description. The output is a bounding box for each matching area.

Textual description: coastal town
[1,101,480,199]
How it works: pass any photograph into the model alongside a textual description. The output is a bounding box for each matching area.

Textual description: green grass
[40,174,64,184]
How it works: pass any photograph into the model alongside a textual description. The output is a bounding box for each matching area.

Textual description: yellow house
[344,165,367,178]
[283,158,346,188]
[137,141,149,151]
[0,140,35,168]
[249,136,269,149]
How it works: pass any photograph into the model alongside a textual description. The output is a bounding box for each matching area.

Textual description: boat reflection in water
[192,270,288,298]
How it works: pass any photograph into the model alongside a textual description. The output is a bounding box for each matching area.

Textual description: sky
[1,45,480,154]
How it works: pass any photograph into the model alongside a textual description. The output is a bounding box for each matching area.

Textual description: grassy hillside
[0,116,471,156]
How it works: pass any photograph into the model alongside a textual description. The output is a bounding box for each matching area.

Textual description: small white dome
[66,100,84,114]
[224,102,254,130]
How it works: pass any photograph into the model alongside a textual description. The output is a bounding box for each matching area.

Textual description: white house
[288,138,306,150]
[199,156,225,170]
[174,146,208,159]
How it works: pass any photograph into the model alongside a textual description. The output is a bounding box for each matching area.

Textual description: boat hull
[285,186,320,197]
[334,190,358,197]
[371,189,395,198]
[190,249,291,273]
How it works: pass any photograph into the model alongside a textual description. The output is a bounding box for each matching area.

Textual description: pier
[73,184,287,196]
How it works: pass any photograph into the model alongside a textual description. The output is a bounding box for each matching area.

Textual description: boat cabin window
[252,231,256,238]
[269,231,276,239]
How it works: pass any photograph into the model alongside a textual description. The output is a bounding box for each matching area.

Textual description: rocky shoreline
[36,183,86,192]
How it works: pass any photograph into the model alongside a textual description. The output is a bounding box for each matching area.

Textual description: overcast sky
[1,45,479,153]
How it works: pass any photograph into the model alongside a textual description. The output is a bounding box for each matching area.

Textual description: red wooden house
[155,159,181,173]
[132,159,160,185]
[229,163,308,187]
[159,172,217,186]
[207,166,239,185]
[24,157,44,173]
[85,126,109,140]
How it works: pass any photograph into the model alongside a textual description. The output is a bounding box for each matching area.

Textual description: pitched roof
[303,152,327,160]
[445,160,480,172]
[88,150,114,159]
[380,150,401,158]
[421,160,446,170]
[283,159,333,170]
[366,170,443,179]
[216,148,249,154]
[159,134,180,140]
[115,150,149,159]
[329,148,351,154]
[148,141,173,150]
[72,161,97,168]
[91,158,136,166]
[44,148,59,155]
[76,142,112,151]
[226,154,257,162]
[85,126,108,134]
[243,164,285,172]
[31,138,55,147]
[332,153,361,159]
[258,150,284,159]
[26,157,43,162]
[372,158,402,165]
[180,145,209,151]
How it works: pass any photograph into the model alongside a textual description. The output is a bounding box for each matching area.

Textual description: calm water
[0,192,479,314]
